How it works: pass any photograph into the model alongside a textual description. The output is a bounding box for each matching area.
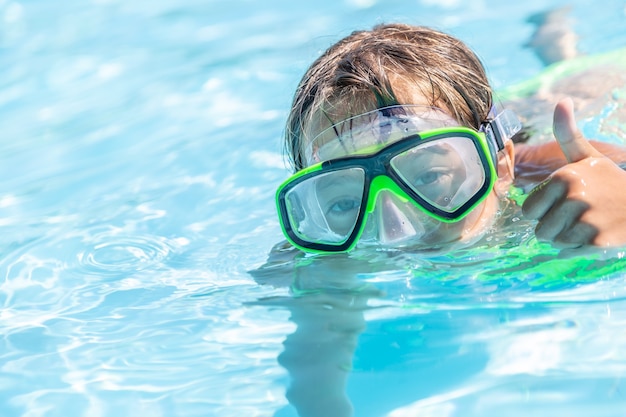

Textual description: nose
[370,191,429,244]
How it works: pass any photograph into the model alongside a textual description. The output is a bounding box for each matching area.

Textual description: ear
[494,140,515,197]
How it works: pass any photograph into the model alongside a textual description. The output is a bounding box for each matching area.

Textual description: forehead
[300,78,463,166]
[304,79,435,138]
[303,105,460,166]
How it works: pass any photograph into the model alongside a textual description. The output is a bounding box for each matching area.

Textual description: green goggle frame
[276,126,499,253]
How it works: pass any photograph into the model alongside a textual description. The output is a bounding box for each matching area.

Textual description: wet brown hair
[284,23,494,170]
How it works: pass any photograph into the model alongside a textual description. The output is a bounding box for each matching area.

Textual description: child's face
[296,98,511,252]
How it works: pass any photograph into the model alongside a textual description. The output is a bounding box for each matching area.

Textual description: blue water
[2,1,626,416]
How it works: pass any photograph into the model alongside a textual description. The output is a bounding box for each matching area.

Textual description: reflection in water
[249,246,493,417]
[251,251,379,417]
[250,237,626,417]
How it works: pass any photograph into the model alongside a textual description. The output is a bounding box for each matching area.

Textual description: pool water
[1,0,626,416]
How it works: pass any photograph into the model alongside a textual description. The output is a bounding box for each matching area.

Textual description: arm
[514,139,626,190]
[522,97,626,249]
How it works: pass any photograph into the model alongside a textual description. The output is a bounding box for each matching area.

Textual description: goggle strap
[481,109,523,152]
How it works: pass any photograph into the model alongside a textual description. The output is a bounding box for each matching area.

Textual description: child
[275,23,626,254]
[255,21,626,417]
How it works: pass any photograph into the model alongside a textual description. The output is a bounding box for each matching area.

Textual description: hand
[522,97,626,249]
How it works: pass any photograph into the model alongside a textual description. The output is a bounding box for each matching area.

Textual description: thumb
[553,97,602,162]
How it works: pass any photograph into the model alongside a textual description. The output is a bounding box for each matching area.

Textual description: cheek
[462,192,502,233]
[439,193,500,239]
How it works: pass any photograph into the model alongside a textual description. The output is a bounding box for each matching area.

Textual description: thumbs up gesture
[522,97,626,249]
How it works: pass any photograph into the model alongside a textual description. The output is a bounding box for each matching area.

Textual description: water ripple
[77,233,176,276]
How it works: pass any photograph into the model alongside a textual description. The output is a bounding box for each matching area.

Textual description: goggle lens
[390,135,486,213]
[283,167,366,247]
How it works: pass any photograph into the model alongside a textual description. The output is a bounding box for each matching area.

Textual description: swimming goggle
[276,106,522,253]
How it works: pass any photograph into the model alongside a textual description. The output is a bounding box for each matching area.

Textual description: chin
[395,198,502,253]
[356,227,481,255]
[355,195,506,254]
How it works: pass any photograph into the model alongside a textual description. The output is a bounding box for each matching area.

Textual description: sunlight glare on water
[1,0,626,416]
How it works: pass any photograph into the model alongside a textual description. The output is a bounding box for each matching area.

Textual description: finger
[552,221,598,249]
[522,177,568,220]
[553,97,603,162]
[558,244,601,259]
[533,199,588,243]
